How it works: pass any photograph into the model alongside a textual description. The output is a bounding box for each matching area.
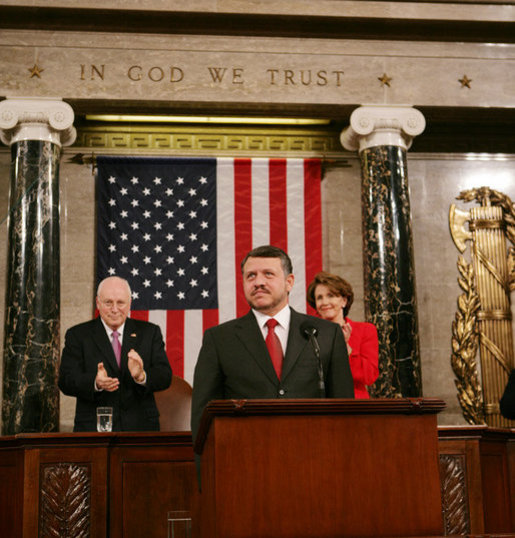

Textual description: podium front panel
[200,407,443,538]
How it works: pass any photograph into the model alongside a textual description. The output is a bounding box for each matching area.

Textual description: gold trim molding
[72,124,343,156]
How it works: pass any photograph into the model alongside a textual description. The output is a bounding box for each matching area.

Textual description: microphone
[300,321,326,398]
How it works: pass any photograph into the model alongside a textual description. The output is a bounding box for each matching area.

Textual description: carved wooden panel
[40,463,91,538]
[439,453,470,535]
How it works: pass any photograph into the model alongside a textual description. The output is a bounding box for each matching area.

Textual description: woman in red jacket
[307,271,379,398]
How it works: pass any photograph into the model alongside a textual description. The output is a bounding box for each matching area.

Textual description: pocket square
[130,333,137,337]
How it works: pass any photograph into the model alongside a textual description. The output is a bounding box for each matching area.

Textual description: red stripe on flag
[234,159,253,318]
[166,310,184,376]
[130,310,149,321]
[269,159,288,251]
[202,309,219,331]
[304,159,323,315]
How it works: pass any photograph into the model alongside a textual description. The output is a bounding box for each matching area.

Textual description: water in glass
[96,407,113,432]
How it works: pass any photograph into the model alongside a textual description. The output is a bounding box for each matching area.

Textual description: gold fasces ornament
[449,187,515,428]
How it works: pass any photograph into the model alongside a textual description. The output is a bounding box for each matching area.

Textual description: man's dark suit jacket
[191,308,354,442]
[59,317,172,432]
[500,368,515,420]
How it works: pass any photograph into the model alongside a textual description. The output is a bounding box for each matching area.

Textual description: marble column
[0,97,75,434]
[341,105,426,398]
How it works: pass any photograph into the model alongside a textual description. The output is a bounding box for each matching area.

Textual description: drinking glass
[96,406,113,432]
[167,510,191,538]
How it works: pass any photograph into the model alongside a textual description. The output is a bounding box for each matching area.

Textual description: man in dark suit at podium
[59,276,172,432]
[191,245,354,442]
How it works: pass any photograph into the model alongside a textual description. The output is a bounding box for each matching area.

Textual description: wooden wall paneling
[438,426,515,535]
[508,439,515,530]
[437,435,485,535]
[480,430,513,533]
[0,448,23,538]
[22,448,41,538]
[464,438,486,533]
[109,433,197,538]
[38,445,109,538]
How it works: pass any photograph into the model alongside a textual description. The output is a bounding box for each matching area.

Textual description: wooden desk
[0,432,197,538]
[0,423,512,537]
[438,426,515,535]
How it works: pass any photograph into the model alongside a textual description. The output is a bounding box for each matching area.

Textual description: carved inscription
[267,69,345,86]
[128,66,185,82]
[207,67,244,84]
[78,64,346,87]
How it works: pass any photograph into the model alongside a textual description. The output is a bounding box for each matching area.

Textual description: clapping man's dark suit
[59,277,172,432]
[191,246,354,444]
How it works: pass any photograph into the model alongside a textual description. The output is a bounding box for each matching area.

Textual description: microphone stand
[306,332,326,399]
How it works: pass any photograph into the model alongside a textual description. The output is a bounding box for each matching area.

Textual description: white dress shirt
[95,319,146,388]
[101,318,125,347]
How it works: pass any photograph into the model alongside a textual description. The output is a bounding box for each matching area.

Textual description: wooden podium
[194,398,446,538]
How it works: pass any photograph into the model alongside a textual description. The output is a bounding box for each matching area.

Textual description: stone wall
[1,147,513,430]
[0,30,513,110]
[0,1,514,430]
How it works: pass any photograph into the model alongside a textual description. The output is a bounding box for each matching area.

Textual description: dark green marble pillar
[341,106,426,398]
[2,140,61,433]
[0,98,75,434]
[360,145,421,397]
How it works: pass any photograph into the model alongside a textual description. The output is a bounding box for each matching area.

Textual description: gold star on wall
[28,64,44,78]
[378,73,392,87]
[458,75,472,88]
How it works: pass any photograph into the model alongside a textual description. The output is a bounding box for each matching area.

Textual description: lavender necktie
[112,330,121,367]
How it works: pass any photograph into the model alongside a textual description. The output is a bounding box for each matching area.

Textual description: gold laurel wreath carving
[450,256,484,425]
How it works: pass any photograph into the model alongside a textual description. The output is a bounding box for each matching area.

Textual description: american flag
[96,156,323,384]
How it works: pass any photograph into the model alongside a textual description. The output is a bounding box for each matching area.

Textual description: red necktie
[265,319,284,379]
[112,330,121,367]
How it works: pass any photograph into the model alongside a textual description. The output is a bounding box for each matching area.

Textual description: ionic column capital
[0,97,76,147]
[340,105,425,152]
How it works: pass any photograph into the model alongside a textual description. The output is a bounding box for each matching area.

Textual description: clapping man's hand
[95,362,120,391]
[128,349,146,383]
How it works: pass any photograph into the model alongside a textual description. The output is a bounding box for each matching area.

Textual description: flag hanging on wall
[96,156,323,385]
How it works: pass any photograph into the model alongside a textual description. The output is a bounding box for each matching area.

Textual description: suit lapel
[121,318,140,369]
[281,309,309,381]
[92,317,119,372]
[235,311,279,385]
